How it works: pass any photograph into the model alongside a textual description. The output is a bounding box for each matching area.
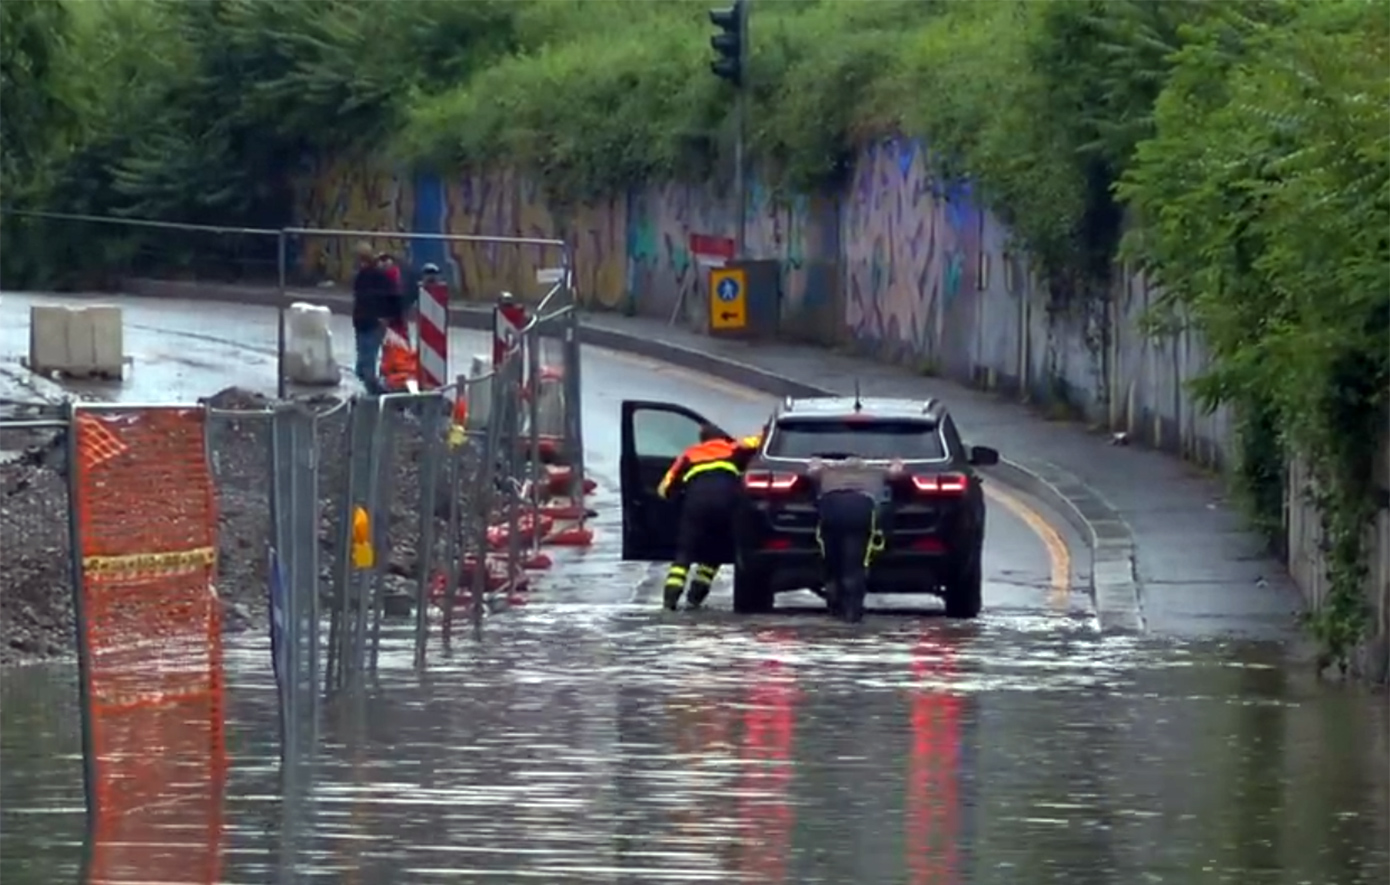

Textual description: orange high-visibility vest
[658,438,743,498]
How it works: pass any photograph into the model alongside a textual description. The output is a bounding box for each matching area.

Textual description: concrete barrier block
[28,306,69,374]
[284,302,339,386]
[65,307,96,373]
[27,304,124,378]
[465,354,492,429]
[86,305,125,376]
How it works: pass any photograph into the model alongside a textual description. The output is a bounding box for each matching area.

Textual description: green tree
[1119,0,1390,664]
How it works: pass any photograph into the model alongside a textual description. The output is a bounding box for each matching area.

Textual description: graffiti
[435,170,625,308]
[627,182,729,318]
[295,162,625,308]
[292,157,414,283]
[842,140,988,366]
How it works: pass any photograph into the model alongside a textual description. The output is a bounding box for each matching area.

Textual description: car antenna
[853,380,863,413]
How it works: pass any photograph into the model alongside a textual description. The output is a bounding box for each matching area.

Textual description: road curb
[115,278,1143,628]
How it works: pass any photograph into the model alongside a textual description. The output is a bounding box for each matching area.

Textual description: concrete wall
[1286,437,1390,679]
[290,140,1389,653]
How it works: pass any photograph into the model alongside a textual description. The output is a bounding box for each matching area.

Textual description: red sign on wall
[689,233,736,267]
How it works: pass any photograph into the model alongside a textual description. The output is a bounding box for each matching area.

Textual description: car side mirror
[968,445,999,467]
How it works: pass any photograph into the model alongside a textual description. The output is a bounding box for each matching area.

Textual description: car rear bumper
[738,547,959,594]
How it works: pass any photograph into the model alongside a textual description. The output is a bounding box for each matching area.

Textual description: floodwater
[2,603,1387,884]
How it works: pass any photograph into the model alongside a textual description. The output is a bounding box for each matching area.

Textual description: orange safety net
[72,408,227,885]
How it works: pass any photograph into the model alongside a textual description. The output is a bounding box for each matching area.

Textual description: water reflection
[81,693,227,884]
[2,611,1388,885]
[907,633,962,885]
[738,628,796,885]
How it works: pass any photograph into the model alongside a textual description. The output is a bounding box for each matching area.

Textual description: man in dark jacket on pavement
[352,241,399,395]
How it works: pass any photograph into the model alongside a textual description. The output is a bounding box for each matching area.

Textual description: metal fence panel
[65,403,228,872]
[268,403,321,765]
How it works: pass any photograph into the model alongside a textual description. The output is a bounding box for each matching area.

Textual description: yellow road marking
[984,483,1072,609]
[595,347,1073,603]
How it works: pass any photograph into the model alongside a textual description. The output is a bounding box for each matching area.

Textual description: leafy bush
[1119,0,1390,663]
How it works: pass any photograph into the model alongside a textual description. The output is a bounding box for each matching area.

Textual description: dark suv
[617,396,999,619]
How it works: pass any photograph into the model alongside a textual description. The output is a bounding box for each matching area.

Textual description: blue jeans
[354,324,386,395]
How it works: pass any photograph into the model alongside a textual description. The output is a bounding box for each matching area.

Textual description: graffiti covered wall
[622,180,838,338]
[292,156,415,283]
[290,143,1222,462]
[433,169,626,308]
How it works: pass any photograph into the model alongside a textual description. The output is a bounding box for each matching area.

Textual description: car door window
[633,408,705,460]
[942,416,965,457]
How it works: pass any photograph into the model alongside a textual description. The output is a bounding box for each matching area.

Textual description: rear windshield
[767,419,946,460]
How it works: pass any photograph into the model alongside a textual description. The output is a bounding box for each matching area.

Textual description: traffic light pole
[733,0,749,260]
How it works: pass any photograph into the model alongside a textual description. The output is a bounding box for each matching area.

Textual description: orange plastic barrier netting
[84,694,227,884]
[72,408,227,884]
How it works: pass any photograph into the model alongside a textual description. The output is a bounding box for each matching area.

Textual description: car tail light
[744,471,800,493]
[763,537,793,550]
[911,473,968,495]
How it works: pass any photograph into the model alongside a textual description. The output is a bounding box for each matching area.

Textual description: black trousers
[675,470,741,567]
[816,490,883,588]
[664,471,740,602]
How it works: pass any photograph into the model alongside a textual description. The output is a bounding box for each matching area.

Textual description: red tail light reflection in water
[908,634,962,885]
[738,628,799,883]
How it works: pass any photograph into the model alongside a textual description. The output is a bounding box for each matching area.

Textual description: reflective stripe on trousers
[665,563,718,590]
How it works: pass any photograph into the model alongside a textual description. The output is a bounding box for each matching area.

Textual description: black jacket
[352,264,399,330]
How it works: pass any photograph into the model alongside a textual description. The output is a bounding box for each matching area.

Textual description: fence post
[440,376,470,644]
[64,402,98,824]
[563,304,587,503]
[413,394,449,668]
[277,230,288,400]
[269,403,321,763]
[365,398,400,673]
[526,322,543,557]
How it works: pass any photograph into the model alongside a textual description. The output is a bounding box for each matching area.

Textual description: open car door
[620,400,730,561]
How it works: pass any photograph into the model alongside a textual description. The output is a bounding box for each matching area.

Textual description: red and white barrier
[418,279,449,392]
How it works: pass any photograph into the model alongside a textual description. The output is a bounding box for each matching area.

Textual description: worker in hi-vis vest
[657,426,761,611]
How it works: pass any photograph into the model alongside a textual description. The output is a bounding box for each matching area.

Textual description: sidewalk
[575,312,1304,639]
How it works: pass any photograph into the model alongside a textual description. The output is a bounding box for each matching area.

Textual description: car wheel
[943,553,983,619]
[732,564,775,614]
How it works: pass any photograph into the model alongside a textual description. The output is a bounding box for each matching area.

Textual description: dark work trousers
[664,469,741,610]
[816,489,882,619]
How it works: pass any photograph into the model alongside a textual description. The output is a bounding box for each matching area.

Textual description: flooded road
[4,618,1387,883]
[1,294,1387,883]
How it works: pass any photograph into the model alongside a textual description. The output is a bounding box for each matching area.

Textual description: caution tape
[83,546,217,579]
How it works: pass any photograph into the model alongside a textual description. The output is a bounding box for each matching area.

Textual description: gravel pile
[1,387,496,667]
[0,431,74,664]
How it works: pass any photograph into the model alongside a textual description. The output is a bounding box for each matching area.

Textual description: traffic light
[709,1,745,86]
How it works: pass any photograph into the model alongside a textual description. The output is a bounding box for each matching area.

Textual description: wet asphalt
[0,293,1387,884]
